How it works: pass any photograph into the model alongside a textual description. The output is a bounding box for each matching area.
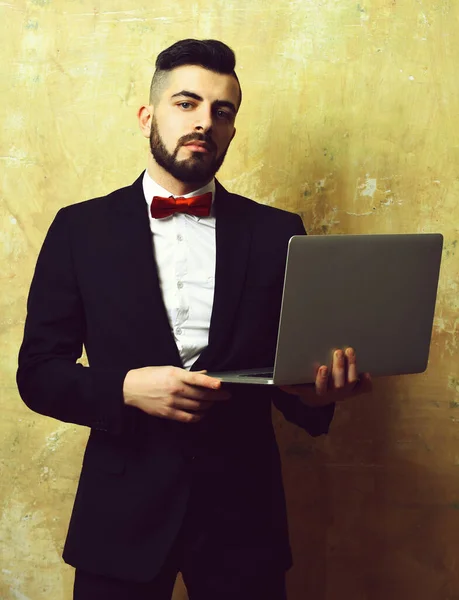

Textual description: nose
[194,105,213,134]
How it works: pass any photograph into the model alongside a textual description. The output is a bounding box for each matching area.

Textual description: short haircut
[149,39,242,108]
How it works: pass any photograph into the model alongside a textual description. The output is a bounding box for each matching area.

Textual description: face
[148,65,239,185]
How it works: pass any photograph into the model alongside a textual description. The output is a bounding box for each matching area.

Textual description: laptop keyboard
[238,371,274,378]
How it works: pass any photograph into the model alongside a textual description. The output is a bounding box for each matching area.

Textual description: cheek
[157,116,184,150]
[215,128,235,152]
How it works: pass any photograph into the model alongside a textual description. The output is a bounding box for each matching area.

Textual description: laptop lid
[270,233,443,385]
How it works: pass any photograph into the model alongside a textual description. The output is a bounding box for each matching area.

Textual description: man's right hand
[122,366,231,423]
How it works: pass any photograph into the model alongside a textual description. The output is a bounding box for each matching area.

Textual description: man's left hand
[279,347,372,406]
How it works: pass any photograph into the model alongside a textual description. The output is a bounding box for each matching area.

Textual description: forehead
[164,65,240,108]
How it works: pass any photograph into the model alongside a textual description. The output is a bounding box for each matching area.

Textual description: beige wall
[1,1,458,598]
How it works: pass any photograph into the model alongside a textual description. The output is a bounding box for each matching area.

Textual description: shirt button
[176,327,182,335]
[177,281,183,289]
[177,234,183,242]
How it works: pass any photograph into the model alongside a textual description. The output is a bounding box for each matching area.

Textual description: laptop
[208,233,443,385]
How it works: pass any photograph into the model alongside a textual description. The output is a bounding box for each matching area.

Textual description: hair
[149,39,242,108]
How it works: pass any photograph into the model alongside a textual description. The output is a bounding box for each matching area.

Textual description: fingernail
[321,367,328,377]
[335,350,343,359]
[346,348,355,357]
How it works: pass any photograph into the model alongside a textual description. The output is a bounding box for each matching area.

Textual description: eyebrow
[170,90,237,115]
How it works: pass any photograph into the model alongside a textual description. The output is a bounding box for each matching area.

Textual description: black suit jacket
[17,173,334,581]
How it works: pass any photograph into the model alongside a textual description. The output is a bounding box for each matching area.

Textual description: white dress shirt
[142,170,216,369]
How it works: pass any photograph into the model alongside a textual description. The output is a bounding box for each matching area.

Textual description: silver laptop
[208,233,443,385]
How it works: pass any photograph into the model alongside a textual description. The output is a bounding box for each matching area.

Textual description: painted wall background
[1,0,458,599]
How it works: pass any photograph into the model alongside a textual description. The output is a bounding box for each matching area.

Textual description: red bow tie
[150,192,212,219]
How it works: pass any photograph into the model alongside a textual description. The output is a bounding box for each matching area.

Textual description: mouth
[183,141,212,154]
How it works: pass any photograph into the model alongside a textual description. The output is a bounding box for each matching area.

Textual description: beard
[149,117,229,185]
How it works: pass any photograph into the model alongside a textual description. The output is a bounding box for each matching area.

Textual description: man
[17,39,370,599]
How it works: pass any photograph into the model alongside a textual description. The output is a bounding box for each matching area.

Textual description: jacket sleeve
[16,209,134,435]
[271,388,335,436]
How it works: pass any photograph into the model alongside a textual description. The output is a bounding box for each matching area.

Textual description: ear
[137,105,153,139]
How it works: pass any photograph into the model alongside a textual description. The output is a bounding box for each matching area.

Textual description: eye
[216,109,232,121]
[178,102,193,110]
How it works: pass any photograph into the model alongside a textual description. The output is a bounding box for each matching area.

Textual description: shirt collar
[142,170,216,220]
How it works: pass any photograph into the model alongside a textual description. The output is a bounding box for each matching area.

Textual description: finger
[182,370,223,390]
[174,383,231,402]
[356,373,373,395]
[347,373,373,398]
[345,347,358,384]
[332,349,345,389]
[167,409,204,423]
[315,366,329,396]
[192,388,232,401]
[173,397,216,412]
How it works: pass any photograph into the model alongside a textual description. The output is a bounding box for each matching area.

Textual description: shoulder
[60,176,142,217]
[50,174,145,237]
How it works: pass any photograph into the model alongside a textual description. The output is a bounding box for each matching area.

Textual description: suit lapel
[193,181,252,370]
[109,174,182,366]
[108,174,252,370]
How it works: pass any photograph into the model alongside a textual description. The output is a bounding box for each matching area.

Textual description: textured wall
[1,1,458,599]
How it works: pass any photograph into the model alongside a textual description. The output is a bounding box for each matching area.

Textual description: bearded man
[17,39,369,600]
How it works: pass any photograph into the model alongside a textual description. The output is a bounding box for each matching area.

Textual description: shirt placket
[174,215,189,351]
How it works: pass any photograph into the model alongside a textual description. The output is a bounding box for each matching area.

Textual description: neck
[146,155,211,196]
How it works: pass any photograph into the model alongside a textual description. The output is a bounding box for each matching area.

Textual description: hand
[123,366,231,423]
[279,347,372,406]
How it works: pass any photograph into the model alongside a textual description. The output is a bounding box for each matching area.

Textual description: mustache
[178,132,216,152]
